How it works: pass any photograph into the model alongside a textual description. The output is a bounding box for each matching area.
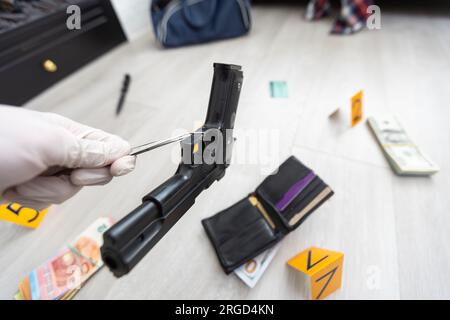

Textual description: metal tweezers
[130,132,201,156]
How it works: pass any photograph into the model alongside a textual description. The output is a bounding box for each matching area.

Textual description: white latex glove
[0,106,136,211]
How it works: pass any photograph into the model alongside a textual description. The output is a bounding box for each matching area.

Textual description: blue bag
[151,0,252,48]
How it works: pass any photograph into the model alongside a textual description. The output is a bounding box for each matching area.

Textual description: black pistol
[101,63,243,277]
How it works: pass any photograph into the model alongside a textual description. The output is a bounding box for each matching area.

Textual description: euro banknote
[16,217,114,300]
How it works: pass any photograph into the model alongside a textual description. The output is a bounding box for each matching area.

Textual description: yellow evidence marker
[0,202,49,229]
[287,247,344,300]
[351,90,363,127]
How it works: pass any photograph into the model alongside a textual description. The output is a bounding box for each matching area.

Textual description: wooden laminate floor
[0,5,449,299]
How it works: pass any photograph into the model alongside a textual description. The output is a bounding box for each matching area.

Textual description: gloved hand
[0,106,136,211]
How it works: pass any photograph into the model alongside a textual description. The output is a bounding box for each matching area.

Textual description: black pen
[116,74,131,116]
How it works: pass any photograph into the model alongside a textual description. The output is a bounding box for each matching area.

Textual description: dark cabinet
[0,0,126,105]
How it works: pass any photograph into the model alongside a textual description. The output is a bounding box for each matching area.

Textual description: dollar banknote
[234,245,279,288]
[16,217,114,300]
[368,115,439,175]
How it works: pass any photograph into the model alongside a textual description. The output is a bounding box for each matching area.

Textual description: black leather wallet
[202,156,334,274]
